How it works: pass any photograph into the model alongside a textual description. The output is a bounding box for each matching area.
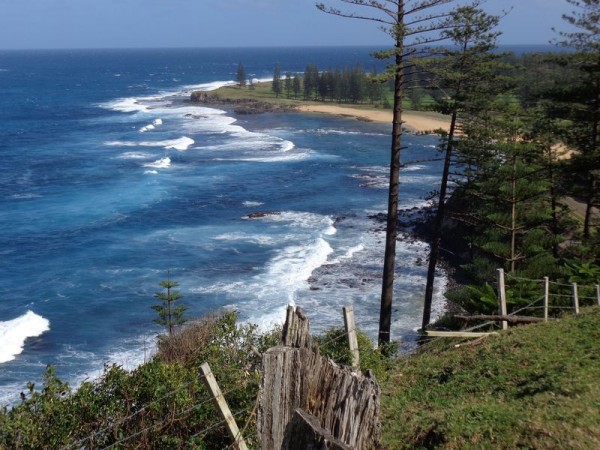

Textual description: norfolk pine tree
[272,63,282,98]
[152,273,187,337]
[551,0,600,242]
[236,62,246,88]
[317,0,458,344]
[420,2,506,328]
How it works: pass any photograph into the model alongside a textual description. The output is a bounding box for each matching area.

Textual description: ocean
[0,47,448,405]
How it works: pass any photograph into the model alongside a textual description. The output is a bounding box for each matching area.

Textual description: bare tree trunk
[510,155,517,273]
[379,2,405,345]
[422,111,458,329]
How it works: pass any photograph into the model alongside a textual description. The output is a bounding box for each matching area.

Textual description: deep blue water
[0,47,448,404]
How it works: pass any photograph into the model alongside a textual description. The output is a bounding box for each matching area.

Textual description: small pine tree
[293,74,301,99]
[284,72,292,99]
[272,63,281,98]
[152,273,187,336]
[236,62,246,88]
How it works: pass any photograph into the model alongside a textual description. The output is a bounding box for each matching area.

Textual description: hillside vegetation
[381,308,600,449]
[2,309,599,448]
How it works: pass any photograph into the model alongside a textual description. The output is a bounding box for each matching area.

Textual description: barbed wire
[188,407,253,443]
[69,369,249,450]
[509,295,545,316]
[505,273,546,284]
[61,375,209,450]
[97,382,251,450]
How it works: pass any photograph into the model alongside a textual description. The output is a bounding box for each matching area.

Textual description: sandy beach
[298,104,451,133]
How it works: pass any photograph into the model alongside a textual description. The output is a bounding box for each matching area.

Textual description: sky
[0,0,577,50]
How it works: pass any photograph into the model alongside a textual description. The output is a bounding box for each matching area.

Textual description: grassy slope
[381,308,600,449]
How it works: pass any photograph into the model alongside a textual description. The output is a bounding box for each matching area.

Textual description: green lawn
[380,308,600,449]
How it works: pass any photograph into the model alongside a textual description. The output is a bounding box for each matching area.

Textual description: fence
[427,268,600,338]
[58,273,600,449]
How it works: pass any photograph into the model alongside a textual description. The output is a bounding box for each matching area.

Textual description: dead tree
[258,306,381,450]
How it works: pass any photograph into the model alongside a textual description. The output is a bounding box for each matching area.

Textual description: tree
[285,71,292,98]
[303,64,319,100]
[272,63,282,98]
[419,3,506,328]
[152,273,187,336]
[236,62,246,88]
[551,0,600,242]
[456,108,558,283]
[293,73,301,98]
[317,0,457,344]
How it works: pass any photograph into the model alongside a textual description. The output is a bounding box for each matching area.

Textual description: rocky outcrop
[190,91,298,115]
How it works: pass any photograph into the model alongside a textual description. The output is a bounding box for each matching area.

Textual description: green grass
[381,308,600,449]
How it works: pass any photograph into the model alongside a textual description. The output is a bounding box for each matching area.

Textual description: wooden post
[200,362,248,450]
[343,306,360,370]
[497,269,508,330]
[544,276,550,322]
[596,285,600,307]
[572,283,580,314]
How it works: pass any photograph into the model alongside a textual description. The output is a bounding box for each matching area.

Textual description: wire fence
[27,274,600,450]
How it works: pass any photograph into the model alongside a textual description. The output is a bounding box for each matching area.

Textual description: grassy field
[380,308,600,449]
[203,81,414,110]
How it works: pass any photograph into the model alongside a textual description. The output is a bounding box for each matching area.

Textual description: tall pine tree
[317,0,457,344]
[419,3,506,328]
[551,0,600,242]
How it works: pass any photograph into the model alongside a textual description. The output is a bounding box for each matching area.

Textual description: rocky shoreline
[190,91,298,115]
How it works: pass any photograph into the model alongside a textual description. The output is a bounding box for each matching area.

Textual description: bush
[314,327,395,382]
[0,311,277,449]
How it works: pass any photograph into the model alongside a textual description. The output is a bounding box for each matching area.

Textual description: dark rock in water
[246,211,281,219]
[333,216,346,226]
[368,213,387,223]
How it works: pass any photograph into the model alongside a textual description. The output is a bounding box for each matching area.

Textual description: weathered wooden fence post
[544,276,550,322]
[200,362,248,450]
[596,284,600,307]
[497,269,508,330]
[258,306,381,450]
[343,306,360,370]
[572,283,580,314]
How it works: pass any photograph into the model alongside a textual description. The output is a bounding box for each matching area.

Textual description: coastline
[297,104,451,133]
[189,85,451,133]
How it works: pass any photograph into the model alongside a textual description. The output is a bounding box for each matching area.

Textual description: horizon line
[0,43,558,52]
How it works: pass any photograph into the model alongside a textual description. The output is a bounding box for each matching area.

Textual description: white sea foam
[143,157,171,169]
[117,151,154,160]
[139,118,163,133]
[144,170,159,175]
[314,128,387,137]
[248,211,337,236]
[243,201,264,207]
[280,140,295,152]
[329,244,365,264]
[0,311,50,364]
[105,140,137,148]
[106,136,194,151]
[102,97,153,113]
[213,232,276,246]
[139,124,155,133]
[67,334,158,394]
[247,237,334,316]
[229,152,311,163]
